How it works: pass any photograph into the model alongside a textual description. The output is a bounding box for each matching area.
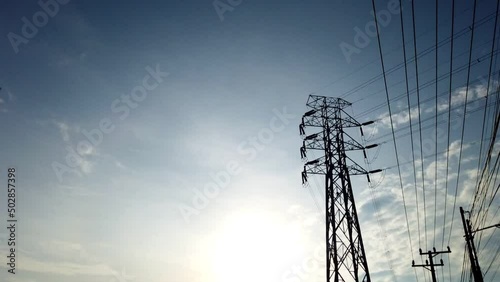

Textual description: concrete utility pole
[412,247,451,282]
[460,207,484,282]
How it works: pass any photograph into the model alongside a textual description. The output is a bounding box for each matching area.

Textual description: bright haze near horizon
[0,0,499,282]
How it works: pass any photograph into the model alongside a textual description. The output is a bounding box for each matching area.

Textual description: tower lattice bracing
[300,95,376,282]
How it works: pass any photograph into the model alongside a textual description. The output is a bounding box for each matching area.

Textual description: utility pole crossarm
[412,248,451,282]
[472,223,500,233]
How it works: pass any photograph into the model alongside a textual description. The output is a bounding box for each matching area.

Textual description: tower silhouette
[300,95,378,282]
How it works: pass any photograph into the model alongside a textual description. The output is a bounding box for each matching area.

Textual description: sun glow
[212,210,302,282]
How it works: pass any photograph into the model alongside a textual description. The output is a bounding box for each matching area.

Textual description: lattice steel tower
[299,95,378,282]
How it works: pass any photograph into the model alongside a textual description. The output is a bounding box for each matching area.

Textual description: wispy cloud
[437,83,489,112]
[46,119,100,176]
[0,240,119,278]
[49,51,88,67]
[378,107,420,129]
[375,81,495,133]
[355,137,498,281]
[0,87,15,113]
[57,184,104,197]
[55,121,71,142]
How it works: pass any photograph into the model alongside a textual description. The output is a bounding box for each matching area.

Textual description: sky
[0,0,499,282]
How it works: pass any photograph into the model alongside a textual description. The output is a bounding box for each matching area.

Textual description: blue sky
[0,0,499,282]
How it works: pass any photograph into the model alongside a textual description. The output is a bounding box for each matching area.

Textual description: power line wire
[411,0,428,250]
[353,45,500,121]
[398,0,422,256]
[443,0,457,249]
[307,0,486,98]
[434,0,439,249]
[371,1,417,278]
[447,0,478,246]
[338,12,497,101]
[369,95,500,146]
[473,0,500,199]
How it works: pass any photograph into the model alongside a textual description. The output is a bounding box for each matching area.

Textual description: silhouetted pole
[412,247,451,282]
[460,207,483,282]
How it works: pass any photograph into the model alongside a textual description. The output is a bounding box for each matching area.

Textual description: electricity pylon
[299,95,379,282]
